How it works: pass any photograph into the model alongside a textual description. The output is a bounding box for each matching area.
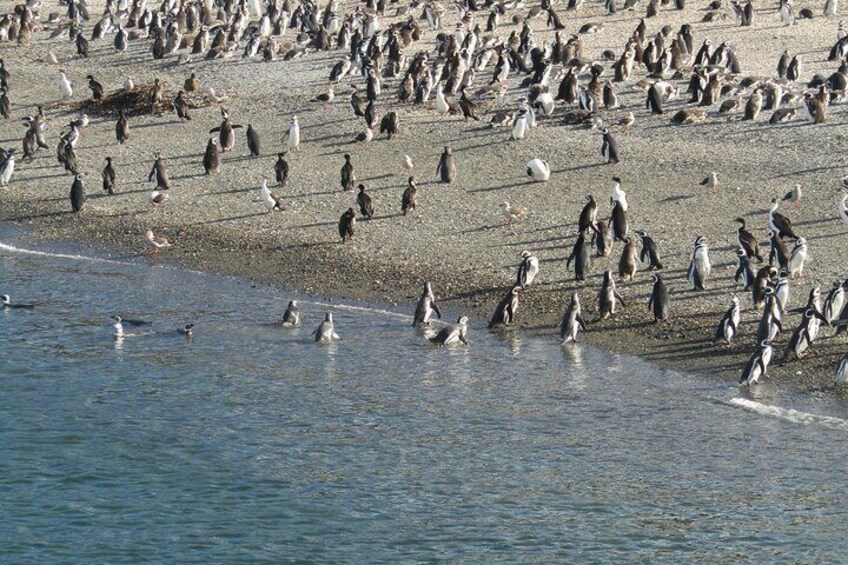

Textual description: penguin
[610,176,628,211]
[173,90,191,121]
[598,270,626,320]
[178,324,195,337]
[282,300,300,326]
[769,198,799,240]
[756,287,783,342]
[102,156,115,195]
[753,266,778,309]
[357,184,374,220]
[743,89,763,120]
[739,340,773,387]
[430,316,469,346]
[600,127,619,164]
[260,179,282,212]
[578,195,598,232]
[648,274,670,322]
[285,115,300,152]
[489,286,521,329]
[735,218,763,261]
[618,238,638,281]
[823,280,845,325]
[437,146,456,184]
[566,230,591,281]
[734,248,755,290]
[713,296,741,346]
[203,137,220,175]
[804,92,828,123]
[69,173,85,212]
[149,152,170,189]
[836,353,848,384]
[86,74,104,100]
[413,282,442,326]
[274,152,289,187]
[339,207,356,243]
[636,230,663,270]
[646,83,664,114]
[784,307,828,361]
[458,87,480,121]
[511,110,528,140]
[591,219,613,258]
[314,312,341,342]
[402,176,417,216]
[774,269,791,313]
[769,230,791,269]
[151,191,168,206]
[788,237,808,278]
[380,112,399,139]
[0,148,16,186]
[560,293,587,344]
[209,108,242,152]
[516,250,539,288]
[609,200,628,241]
[184,72,200,93]
[526,158,550,182]
[687,235,711,290]
[1,294,34,309]
[340,153,355,191]
[115,110,129,144]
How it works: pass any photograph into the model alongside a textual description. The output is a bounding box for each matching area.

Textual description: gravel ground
[2,0,848,392]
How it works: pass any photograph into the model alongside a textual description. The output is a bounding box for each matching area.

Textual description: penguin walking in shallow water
[618,238,638,281]
[560,293,587,344]
[648,274,670,322]
[516,250,539,288]
[734,248,755,290]
[567,230,591,281]
[314,312,340,342]
[784,307,828,361]
[489,286,521,328]
[282,300,300,326]
[739,340,773,387]
[598,270,625,320]
[437,146,456,183]
[600,127,620,163]
[636,230,663,270]
[687,236,711,290]
[430,316,469,346]
[70,173,85,212]
[413,282,442,326]
[713,295,741,346]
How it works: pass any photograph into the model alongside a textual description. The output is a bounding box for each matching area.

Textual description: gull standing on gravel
[402,154,413,174]
[502,202,526,226]
[782,183,802,206]
[145,230,171,254]
[58,70,73,98]
[260,179,282,212]
[700,172,718,193]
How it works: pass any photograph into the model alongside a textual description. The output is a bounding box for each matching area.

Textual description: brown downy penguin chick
[340,153,355,191]
[274,152,289,187]
[402,176,417,216]
[184,72,199,92]
[149,152,170,189]
[357,184,374,220]
[618,238,638,280]
[150,78,163,106]
[102,156,115,194]
[339,207,356,243]
[203,137,220,175]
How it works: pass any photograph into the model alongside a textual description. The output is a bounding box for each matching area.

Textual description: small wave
[725,397,848,430]
[299,299,416,321]
[0,241,127,265]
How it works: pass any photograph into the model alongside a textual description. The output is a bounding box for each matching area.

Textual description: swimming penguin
[285,115,300,152]
[734,248,755,290]
[636,230,663,270]
[578,195,598,232]
[784,307,828,361]
[609,200,628,241]
[516,250,540,288]
[769,198,799,240]
[274,152,289,187]
[357,184,374,220]
[115,110,129,144]
[340,154,356,191]
[314,312,340,342]
[687,236,711,290]
[402,176,417,216]
[560,293,587,344]
[567,230,591,281]
[600,127,620,164]
[618,238,639,280]
[1,294,34,309]
[246,124,261,156]
[598,270,626,320]
[489,286,521,329]
[173,91,191,121]
[437,146,456,183]
[69,173,85,212]
[823,280,845,325]
[282,300,300,326]
[739,339,773,387]
[610,176,628,211]
[648,274,670,322]
[591,219,613,258]
[149,152,170,189]
[713,296,741,346]
[203,137,220,175]
[102,156,115,195]
[339,207,356,243]
[430,316,469,346]
[209,108,242,152]
[260,179,282,212]
[788,237,808,278]
[526,158,550,182]
[0,148,17,186]
[178,324,195,337]
[413,282,442,326]
[756,287,783,342]
[735,218,762,261]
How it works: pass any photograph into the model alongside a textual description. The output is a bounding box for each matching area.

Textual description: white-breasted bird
[526,158,550,182]
[145,230,171,254]
[260,178,282,212]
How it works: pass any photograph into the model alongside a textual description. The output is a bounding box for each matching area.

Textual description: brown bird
[184,72,199,92]
[145,230,171,254]
[339,207,356,243]
[115,110,129,144]
[402,176,417,216]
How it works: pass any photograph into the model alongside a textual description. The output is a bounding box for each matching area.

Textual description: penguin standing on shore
[734,248,755,290]
[636,230,663,270]
[567,230,590,281]
[560,293,587,344]
[610,200,628,241]
[578,195,598,232]
[357,184,374,219]
[413,281,442,326]
[784,307,828,361]
[173,90,191,121]
[149,152,170,189]
[70,173,85,212]
[437,146,456,183]
[0,147,17,186]
[618,238,638,281]
[591,219,612,258]
[282,300,300,326]
[246,124,261,156]
[260,179,282,212]
[430,316,469,346]
[757,287,783,342]
[339,208,356,243]
[341,154,356,191]
[769,230,791,269]
[516,250,539,288]
[209,108,242,152]
[753,266,778,308]
[285,115,300,152]
[788,237,808,277]
[687,236,711,290]
[823,280,845,325]
[739,339,773,386]
[402,176,417,216]
[648,274,670,321]
[489,286,521,329]
[115,110,129,144]
[610,176,628,211]
[314,312,340,342]
[600,127,620,164]
[598,270,625,320]
[774,269,791,313]
[274,152,289,187]
[102,156,115,195]
[203,137,220,175]
[713,296,741,346]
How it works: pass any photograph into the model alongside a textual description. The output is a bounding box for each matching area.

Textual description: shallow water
[3,226,848,563]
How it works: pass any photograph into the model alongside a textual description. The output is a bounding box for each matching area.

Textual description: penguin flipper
[576,314,587,330]
[432,302,442,319]
[209,126,221,133]
[647,296,654,312]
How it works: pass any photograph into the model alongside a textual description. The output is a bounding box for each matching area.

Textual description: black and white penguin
[788,237,808,278]
[769,198,799,240]
[752,266,778,309]
[69,173,85,212]
[173,90,191,121]
[340,153,355,192]
[516,250,539,288]
[735,218,763,261]
[598,270,625,320]
[785,306,828,361]
[413,282,442,326]
[636,230,663,270]
[712,296,741,346]
[115,110,129,144]
[600,127,620,164]
[769,230,790,270]
[560,293,587,344]
[567,230,591,281]
[591,219,613,258]
[149,152,170,189]
[357,184,374,220]
[739,339,773,387]
[489,286,521,328]
[1,294,34,309]
[314,312,341,342]
[402,176,417,216]
[823,280,845,326]
[102,156,115,195]
[437,146,456,183]
[774,269,791,313]
[430,316,469,346]
[274,152,289,187]
[687,235,711,290]
[646,83,664,114]
[526,158,551,182]
[756,287,783,342]
[734,248,755,290]
[836,353,848,384]
[648,274,670,322]
[246,124,261,157]
[203,137,220,175]
[618,238,638,281]
[609,200,628,241]
[578,195,598,232]
[86,74,104,99]
[209,108,242,152]
[178,324,195,337]
[338,207,356,243]
[282,300,300,326]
